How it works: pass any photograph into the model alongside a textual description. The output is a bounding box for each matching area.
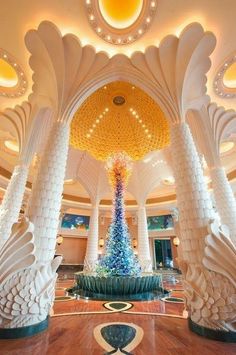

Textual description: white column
[210,166,236,245]
[137,205,152,272]
[169,123,236,333]
[170,123,215,265]
[0,164,29,249]
[28,122,70,263]
[84,203,99,271]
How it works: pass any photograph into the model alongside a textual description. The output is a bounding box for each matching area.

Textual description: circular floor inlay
[161,297,184,303]
[103,301,133,311]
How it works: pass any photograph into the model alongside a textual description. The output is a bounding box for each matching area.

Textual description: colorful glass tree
[97,152,141,277]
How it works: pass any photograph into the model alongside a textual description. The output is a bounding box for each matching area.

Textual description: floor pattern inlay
[94,322,144,354]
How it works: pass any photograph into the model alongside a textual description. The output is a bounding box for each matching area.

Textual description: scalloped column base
[189,318,236,343]
[0,317,49,339]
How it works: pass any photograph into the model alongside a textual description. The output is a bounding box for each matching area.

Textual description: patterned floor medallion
[103,302,133,312]
[94,322,143,354]
[161,297,184,304]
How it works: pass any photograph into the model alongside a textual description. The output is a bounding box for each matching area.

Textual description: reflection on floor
[1,270,236,354]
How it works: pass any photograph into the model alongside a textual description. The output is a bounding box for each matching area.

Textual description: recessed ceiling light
[162,176,175,186]
[4,140,19,152]
[220,141,235,154]
[64,179,75,185]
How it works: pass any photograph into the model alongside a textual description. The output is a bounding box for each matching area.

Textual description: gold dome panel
[70,82,170,161]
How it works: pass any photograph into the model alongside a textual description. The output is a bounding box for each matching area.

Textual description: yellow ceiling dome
[70,81,170,161]
[98,0,143,29]
[0,59,18,88]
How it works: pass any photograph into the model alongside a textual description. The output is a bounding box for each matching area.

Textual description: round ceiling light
[4,140,19,153]
[214,53,236,99]
[113,95,126,105]
[162,176,175,186]
[220,141,235,154]
[85,0,157,45]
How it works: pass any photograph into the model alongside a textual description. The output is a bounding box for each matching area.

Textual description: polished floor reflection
[1,272,236,354]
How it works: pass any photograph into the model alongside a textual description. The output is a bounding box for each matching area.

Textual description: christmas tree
[97,152,141,277]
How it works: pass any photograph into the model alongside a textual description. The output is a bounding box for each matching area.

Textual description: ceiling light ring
[0,49,28,98]
[84,0,157,45]
[214,52,236,99]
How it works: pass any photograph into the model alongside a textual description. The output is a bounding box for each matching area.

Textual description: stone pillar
[84,203,99,271]
[0,164,29,249]
[28,122,70,263]
[137,205,152,272]
[210,166,236,245]
[170,122,236,339]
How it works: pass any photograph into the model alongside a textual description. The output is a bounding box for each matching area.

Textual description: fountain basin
[68,272,167,301]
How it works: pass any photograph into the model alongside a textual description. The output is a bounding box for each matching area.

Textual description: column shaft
[210,166,236,244]
[170,122,214,265]
[28,122,69,263]
[84,204,99,270]
[0,164,28,249]
[137,206,152,272]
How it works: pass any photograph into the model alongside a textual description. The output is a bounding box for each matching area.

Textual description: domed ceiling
[70,81,170,161]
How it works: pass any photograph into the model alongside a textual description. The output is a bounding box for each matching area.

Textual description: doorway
[154,239,173,268]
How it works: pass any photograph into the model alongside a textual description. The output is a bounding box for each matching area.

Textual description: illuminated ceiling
[85,0,157,45]
[213,53,236,99]
[0,49,27,98]
[0,59,18,88]
[98,0,143,29]
[70,81,170,161]
[223,62,236,88]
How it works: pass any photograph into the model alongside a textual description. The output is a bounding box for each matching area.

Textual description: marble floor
[1,272,236,355]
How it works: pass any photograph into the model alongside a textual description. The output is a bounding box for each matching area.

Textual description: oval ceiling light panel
[223,62,236,89]
[98,0,143,29]
[0,49,28,98]
[85,0,157,45]
[0,59,18,88]
[219,141,234,154]
[214,53,236,99]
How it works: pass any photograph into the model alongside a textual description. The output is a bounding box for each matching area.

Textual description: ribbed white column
[170,122,215,264]
[0,164,28,250]
[84,204,99,271]
[210,166,236,244]
[28,122,70,263]
[137,205,152,272]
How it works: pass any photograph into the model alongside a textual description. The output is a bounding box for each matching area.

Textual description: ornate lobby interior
[0,0,236,354]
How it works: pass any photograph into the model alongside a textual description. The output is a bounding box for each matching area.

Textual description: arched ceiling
[70,81,170,161]
[0,0,236,110]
